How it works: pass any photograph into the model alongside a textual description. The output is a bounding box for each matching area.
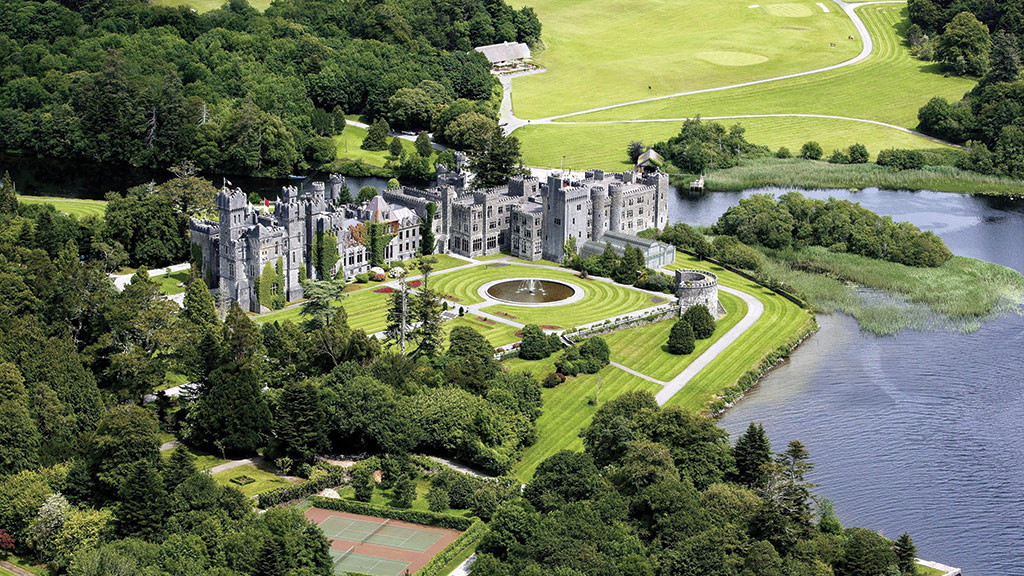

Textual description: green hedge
[308,496,474,531]
[415,519,485,576]
[256,471,347,509]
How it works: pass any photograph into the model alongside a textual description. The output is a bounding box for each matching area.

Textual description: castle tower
[216,187,252,311]
[608,182,623,232]
[328,174,346,204]
[654,171,669,229]
[590,185,607,241]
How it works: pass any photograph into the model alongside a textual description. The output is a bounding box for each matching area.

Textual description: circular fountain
[481,278,581,305]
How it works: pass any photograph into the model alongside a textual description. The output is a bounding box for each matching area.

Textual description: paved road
[654,286,764,405]
[207,457,262,475]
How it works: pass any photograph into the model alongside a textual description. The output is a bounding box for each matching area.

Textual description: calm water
[670,188,1024,576]
[6,157,1023,574]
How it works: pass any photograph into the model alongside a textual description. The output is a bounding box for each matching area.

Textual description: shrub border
[307,496,475,531]
[414,519,485,576]
[256,471,347,509]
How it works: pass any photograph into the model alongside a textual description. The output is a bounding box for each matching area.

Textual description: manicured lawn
[916,565,945,576]
[254,287,392,334]
[335,478,472,517]
[445,315,521,347]
[17,195,106,219]
[430,264,661,328]
[473,252,512,261]
[508,354,661,480]
[603,291,747,381]
[512,0,859,118]
[661,253,813,412]
[562,6,974,129]
[332,124,421,168]
[517,117,951,171]
[151,0,273,12]
[211,464,297,497]
[161,443,231,470]
[153,270,190,296]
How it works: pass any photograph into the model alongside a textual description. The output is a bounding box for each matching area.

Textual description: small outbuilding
[474,41,531,66]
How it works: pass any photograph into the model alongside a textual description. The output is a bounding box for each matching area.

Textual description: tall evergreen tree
[894,532,918,575]
[667,319,695,355]
[413,271,444,358]
[182,276,218,332]
[988,31,1022,83]
[163,446,197,494]
[361,118,390,151]
[388,136,404,158]
[255,535,287,576]
[298,279,346,330]
[116,460,169,539]
[682,304,716,339]
[0,363,41,474]
[415,131,433,158]
[274,380,326,464]
[733,422,772,488]
[421,202,437,255]
[470,131,528,189]
[0,171,16,215]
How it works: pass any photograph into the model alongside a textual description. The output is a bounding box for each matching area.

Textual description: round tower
[590,185,607,240]
[608,182,624,232]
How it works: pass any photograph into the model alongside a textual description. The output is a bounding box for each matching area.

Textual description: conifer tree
[388,136,404,158]
[361,118,390,151]
[274,380,326,464]
[163,446,197,493]
[895,532,918,575]
[182,276,218,332]
[421,202,437,255]
[393,475,416,509]
[116,460,169,539]
[415,131,433,158]
[733,422,772,488]
[0,171,17,215]
[667,319,695,355]
[255,535,286,576]
[682,304,716,339]
[0,363,41,474]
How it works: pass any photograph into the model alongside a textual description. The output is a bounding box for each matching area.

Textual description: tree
[351,466,374,502]
[682,304,716,339]
[519,324,557,360]
[427,484,450,512]
[421,202,437,255]
[835,527,898,576]
[413,284,444,357]
[116,460,169,539]
[847,143,870,164]
[182,275,218,332]
[357,185,378,203]
[85,405,161,501]
[388,136,404,158]
[800,141,823,160]
[0,171,16,215]
[936,12,991,76]
[581,390,659,468]
[361,118,390,151]
[524,451,604,512]
[298,279,346,330]
[274,380,326,465]
[163,447,197,494]
[470,131,528,189]
[775,147,791,159]
[415,131,433,157]
[254,536,286,576]
[733,422,772,488]
[627,141,645,164]
[393,476,416,509]
[894,532,917,575]
[988,31,1022,83]
[0,363,40,474]
[29,493,69,560]
[385,274,412,354]
[0,528,13,556]
[667,319,695,355]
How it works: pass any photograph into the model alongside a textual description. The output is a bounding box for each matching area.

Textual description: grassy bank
[151,0,273,12]
[757,246,1024,334]
[683,157,1024,195]
[331,124,419,168]
[17,195,106,219]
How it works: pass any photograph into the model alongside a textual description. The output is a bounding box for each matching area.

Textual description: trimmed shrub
[775,146,792,159]
[667,319,695,355]
[427,484,450,512]
[682,304,717,339]
[415,520,487,576]
[307,496,475,530]
[800,141,823,160]
[827,149,850,164]
[392,475,416,509]
[847,143,870,164]
[542,372,564,388]
[256,470,347,508]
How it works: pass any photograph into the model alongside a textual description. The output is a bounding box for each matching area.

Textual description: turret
[590,185,607,241]
[328,174,346,204]
[608,182,623,232]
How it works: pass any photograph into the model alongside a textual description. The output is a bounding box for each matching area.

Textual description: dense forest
[907,0,1024,177]
[0,0,540,177]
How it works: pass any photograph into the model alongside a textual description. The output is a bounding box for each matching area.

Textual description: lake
[671,187,1024,576]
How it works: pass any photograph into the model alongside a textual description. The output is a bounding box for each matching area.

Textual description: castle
[190,162,676,312]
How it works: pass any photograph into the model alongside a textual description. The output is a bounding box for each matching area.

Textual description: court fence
[308,496,475,531]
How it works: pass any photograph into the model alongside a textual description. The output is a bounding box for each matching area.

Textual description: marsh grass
[688,158,1024,195]
[758,246,1024,334]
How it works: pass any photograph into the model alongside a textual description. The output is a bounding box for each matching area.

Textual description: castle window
[554,218,561,225]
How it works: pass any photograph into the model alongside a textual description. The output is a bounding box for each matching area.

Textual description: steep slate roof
[366,195,393,223]
[474,41,531,64]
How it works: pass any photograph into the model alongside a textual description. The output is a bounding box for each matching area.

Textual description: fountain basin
[478,278,583,306]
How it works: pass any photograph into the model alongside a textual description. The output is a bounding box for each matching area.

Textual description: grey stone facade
[674,269,721,318]
[192,162,677,311]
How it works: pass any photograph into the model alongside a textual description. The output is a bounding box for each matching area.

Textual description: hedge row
[256,471,347,509]
[415,519,486,576]
[307,496,475,531]
[705,317,818,416]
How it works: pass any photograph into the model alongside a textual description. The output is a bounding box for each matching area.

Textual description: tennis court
[305,507,463,576]
[319,515,443,553]
[329,548,409,576]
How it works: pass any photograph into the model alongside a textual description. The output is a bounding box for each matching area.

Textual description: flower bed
[409,280,422,288]
[495,311,518,319]
[540,325,562,330]
[477,316,498,325]
[231,476,255,486]
[374,287,395,293]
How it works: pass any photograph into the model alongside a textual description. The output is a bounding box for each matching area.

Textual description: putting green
[512,0,859,118]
